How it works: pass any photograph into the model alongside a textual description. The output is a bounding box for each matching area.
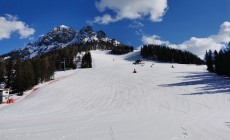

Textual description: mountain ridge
[3,25,122,59]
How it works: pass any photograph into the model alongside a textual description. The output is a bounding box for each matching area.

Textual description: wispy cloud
[141,22,230,58]
[0,14,35,40]
[129,21,144,29]
[28,36,35,41]
[93,0,168,24]
[129,21,144,36]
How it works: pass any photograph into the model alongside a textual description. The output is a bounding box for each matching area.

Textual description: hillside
[0,51,230,140]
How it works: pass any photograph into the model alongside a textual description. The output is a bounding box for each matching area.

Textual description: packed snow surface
[0,50,230,140]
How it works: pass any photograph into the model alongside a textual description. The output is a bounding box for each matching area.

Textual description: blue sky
[0,0,230,58]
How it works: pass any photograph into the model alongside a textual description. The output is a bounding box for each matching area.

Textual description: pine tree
[32,57,42,84]
[5,59,16,89]
[205,50,214,72]
[88,52,92,68]
[0,59,5,82]
[218,50,224,75]
[14,59,25,93]
[81,52,92,68]
[225,49,230,76]
[213,50,220,74]
[23,60,35,89]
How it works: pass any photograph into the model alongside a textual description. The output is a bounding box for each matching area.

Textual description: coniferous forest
[0,59,5,82]
[111,45,134,55]
[141,45,204,65]
[0,45,93,95]
[205,43,230,77]
[0,41,131,94]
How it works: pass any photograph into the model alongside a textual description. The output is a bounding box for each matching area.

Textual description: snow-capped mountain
[36,25,76,46]
[16,25,121,59]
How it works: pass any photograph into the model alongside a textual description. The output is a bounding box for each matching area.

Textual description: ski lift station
[133,59,144,65]
[0,83,10,104]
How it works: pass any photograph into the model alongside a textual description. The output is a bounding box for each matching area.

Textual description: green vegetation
[205,43,230,77]
[141,44,204,65]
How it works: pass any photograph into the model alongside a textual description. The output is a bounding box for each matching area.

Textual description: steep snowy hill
[0,51,230,140]
[3,25,121,59]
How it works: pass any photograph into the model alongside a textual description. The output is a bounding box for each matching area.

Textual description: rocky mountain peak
[96,31,106,39]
[35,25,76,46]
[3,25,121,59]
[80,26,93,33]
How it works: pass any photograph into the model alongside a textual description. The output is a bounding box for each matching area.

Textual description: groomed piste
[0,50,230,140]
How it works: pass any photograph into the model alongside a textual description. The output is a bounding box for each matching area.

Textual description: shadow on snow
[225,122,230,128]
[104,50,142,62]
[159,72,230,95]
[123,51,142,62]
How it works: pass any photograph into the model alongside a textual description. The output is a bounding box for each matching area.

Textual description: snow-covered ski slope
[0,50,230,140]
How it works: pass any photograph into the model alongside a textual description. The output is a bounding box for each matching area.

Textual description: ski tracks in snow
[0,51,230,140]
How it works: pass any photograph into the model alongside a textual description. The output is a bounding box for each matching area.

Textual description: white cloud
[94,0,168,24]
[94,14,118,24]
[141,22,230,58]
[142,35,170,46]
[210,21,230,43]
[0,14,35,40]
[177,37,223,59]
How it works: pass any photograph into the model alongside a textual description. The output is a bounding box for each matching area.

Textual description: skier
[133,69,137,73]
[151,63,154,67]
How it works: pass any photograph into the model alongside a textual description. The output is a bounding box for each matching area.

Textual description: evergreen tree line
[1,56,55,94]
[205,48,230,76]
[76,41,113,51]
[0,59,5,82]
[111,45,134,55]
[81,52,92,68]
[141,45,204,65]
[0,45,93,94]
[84,40,134,54]
[46,45,81,71]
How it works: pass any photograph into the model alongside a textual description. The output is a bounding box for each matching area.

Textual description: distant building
[133,59,144,65]
[0,83,10,104]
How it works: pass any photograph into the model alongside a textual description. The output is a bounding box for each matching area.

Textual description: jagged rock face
[79,26,94,35]
[75,26,98,43]
[4,25,121,59]
[96,31,106,39]
[35,25,77,46]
